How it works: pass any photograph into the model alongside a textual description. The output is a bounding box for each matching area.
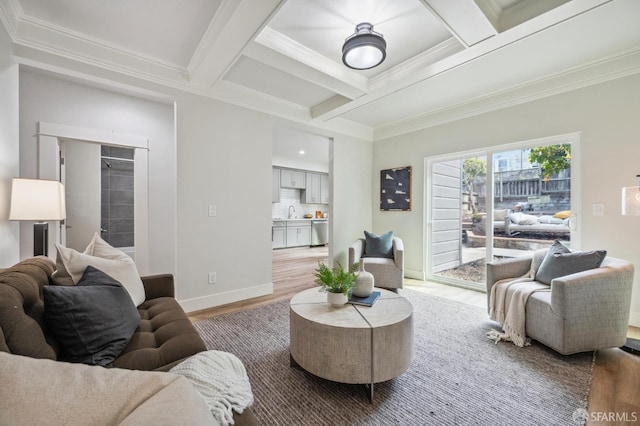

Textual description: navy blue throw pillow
[363,230,394,258]
[44,266,140,366]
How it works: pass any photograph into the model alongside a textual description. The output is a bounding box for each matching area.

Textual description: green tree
[528,144,571,180]
[462,158,486,213]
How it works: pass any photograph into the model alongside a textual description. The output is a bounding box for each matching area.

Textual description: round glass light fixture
[342,22,386,70]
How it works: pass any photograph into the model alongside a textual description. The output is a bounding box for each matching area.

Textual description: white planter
[326,291,348,307]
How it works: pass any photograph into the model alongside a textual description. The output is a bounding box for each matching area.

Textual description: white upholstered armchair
[487,253,634,355]
[349,236,404,291]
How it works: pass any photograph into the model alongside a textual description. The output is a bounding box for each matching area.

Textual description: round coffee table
[289,287,413,401]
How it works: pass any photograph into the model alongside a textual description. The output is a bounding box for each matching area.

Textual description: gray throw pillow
[535,240,606,285]
[44,266,140,366]
[363,230,394,258]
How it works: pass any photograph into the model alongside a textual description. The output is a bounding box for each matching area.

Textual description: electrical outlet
[208,272,216,284]
[593,203,604,216]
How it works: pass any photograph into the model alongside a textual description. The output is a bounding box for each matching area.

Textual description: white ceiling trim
[13,13,187,75]
[374,47,640,140]
[421,0,497,47]
[253,27,368,96]
[212,80,373,140]
[0,0,20,36]
[187,0,242,79]
[186,0,284,88]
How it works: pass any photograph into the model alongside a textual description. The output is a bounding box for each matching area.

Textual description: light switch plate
[208,205,216,217]
[593,203,604,216]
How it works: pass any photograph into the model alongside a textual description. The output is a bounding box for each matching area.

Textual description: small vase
[352,262,374,297]
[327,291,348,307]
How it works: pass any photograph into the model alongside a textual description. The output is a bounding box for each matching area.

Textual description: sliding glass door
[427,135,577,290]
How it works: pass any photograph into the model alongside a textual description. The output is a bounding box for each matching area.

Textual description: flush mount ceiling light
[342,22,386,70]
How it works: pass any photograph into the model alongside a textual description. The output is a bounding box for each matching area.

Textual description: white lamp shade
[622,186,640,216]
[9,178,66,221]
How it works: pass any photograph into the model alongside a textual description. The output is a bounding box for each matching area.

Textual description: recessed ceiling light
[299,150,305,155]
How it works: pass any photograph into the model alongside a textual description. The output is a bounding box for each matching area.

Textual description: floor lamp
[9,178,66,257]
[621,175,640,354]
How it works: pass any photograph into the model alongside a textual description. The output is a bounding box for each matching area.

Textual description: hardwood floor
[188,246,640,423]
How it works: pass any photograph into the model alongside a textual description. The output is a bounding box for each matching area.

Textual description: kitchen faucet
[288,205,296,219]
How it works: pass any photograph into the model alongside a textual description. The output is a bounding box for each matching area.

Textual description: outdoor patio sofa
[493,209,571,237]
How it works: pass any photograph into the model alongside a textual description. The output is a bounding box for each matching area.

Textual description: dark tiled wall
[101,146,134,248]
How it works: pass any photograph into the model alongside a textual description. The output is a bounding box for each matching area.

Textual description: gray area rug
[194,288,594,425]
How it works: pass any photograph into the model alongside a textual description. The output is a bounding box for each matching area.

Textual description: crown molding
[373,47,640,141]
[212,80,372,141]
[0,0,22,38]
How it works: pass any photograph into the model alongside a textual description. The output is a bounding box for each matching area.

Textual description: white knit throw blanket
[488,275,549,347]
[170,350,254,425]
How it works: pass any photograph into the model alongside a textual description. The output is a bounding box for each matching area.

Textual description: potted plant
[313,261,357,306]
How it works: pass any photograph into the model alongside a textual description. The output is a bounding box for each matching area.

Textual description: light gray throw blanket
[487,250,550,347]
[170,350,254,426]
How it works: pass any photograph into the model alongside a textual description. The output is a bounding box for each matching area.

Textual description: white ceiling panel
[225,56,337,107]
[18,0,221,67]
[1,0,636,140]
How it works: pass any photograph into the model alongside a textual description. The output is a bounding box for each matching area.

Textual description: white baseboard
[404,268,425,281]
[629,310,640,328]
[179,282,273,314]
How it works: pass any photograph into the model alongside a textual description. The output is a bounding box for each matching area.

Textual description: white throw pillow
[52,233,146,306]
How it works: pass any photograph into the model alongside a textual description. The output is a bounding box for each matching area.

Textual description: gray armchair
[349,237,404,290]
[487,255,634,355]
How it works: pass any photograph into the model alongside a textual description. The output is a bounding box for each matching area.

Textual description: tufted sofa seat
[0,256,205,371]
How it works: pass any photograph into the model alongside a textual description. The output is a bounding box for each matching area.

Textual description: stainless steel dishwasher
[310,220,328,246]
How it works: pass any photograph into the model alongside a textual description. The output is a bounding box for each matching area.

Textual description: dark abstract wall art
[380,166,411,211]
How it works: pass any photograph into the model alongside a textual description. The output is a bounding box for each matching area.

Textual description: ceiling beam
[188,0,284,88]
[420,0,497,47]
[246,28,367,99]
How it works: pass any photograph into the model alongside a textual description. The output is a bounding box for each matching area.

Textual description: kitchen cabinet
[272,168,280,203]
[302,172,328,204]
[320,173,329,204]
[280,169,305,189]
[272,221,286,249]
[286,220,311,247]
[301,172,321,203]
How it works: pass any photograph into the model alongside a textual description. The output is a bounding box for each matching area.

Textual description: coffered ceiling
[1,0,639,140]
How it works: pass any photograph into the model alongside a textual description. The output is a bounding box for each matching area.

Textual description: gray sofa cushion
[535,240,606,285]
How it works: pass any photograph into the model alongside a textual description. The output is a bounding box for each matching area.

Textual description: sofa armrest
[349,239,365,269]
[486,256,532,310]
[550,261,634,319]
[392,237,404,270]
[141,274,175,300]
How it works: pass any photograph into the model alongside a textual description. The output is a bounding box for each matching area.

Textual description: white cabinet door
[320,173,329,204]
[281,169,305,189]
[302,172,321,203]
[272,168,280,203]
[272,226,286,248]
[286,221,311,247]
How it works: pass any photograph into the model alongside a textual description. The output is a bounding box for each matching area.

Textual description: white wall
[0,25,19,267]
[373,73,640,326]
[18,70,176,276]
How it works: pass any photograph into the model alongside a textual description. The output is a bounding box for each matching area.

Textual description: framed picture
[380,166,411,211]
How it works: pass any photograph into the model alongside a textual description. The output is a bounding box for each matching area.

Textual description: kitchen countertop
[272,218,328,221]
